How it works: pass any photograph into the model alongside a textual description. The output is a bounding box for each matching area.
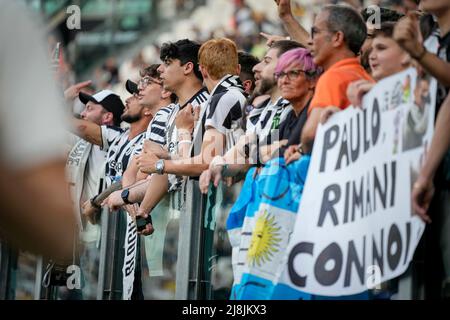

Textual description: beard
[121,113,141,124]
[254,77,276,96]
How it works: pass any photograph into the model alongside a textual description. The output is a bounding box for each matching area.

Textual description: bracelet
[178,135,192,141]
[178,140,192,145]
[414,45,427,62]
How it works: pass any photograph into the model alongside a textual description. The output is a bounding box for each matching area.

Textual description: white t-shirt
[81,144,106,203]
[0,1,68,169]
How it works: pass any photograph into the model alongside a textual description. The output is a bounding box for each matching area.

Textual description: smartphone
[136,215,153,232]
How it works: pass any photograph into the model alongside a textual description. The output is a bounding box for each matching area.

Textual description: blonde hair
[199,38,239,80]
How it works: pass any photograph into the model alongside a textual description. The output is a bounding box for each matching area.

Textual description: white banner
[280,68,437,296]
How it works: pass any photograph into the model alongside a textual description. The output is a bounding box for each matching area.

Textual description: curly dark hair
[238,51,259,87]
[140,64,161,79]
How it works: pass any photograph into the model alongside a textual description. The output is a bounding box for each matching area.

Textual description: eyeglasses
[138,76,162,90]
[274,69,309,81]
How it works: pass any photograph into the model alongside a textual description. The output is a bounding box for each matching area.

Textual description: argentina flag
[228,155,311,300]
[226,166,261,298]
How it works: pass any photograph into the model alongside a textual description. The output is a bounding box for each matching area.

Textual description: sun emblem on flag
[247,210,281,267]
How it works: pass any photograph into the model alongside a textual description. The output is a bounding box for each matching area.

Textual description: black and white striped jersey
[249,96,292,145]
[101,126,146,188]
[189,75,247,162]
[146,104,175,146]
[245,99,270,134]
[204,75,247,135]
[133,104,176,157]
[166,88,209,156]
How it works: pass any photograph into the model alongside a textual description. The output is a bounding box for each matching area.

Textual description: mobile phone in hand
[136,215,153,232]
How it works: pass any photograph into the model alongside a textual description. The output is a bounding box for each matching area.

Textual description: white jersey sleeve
[100,125,124,151]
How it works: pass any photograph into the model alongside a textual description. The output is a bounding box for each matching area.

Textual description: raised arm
[412,93,450,223]
[275,0,310,47]
[394,12,450,87]
[71,118,103,147]
[64,80,93,101]
[64,81,104,146]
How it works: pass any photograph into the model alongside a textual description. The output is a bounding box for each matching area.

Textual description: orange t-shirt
[308,57,373,115]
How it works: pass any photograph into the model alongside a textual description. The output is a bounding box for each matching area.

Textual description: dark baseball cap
[79,90,125,125]
[126,80,139,95]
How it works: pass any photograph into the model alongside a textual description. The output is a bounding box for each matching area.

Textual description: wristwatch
[297,143,305,156]
[155,159,165,175]
[121,189,132,205]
